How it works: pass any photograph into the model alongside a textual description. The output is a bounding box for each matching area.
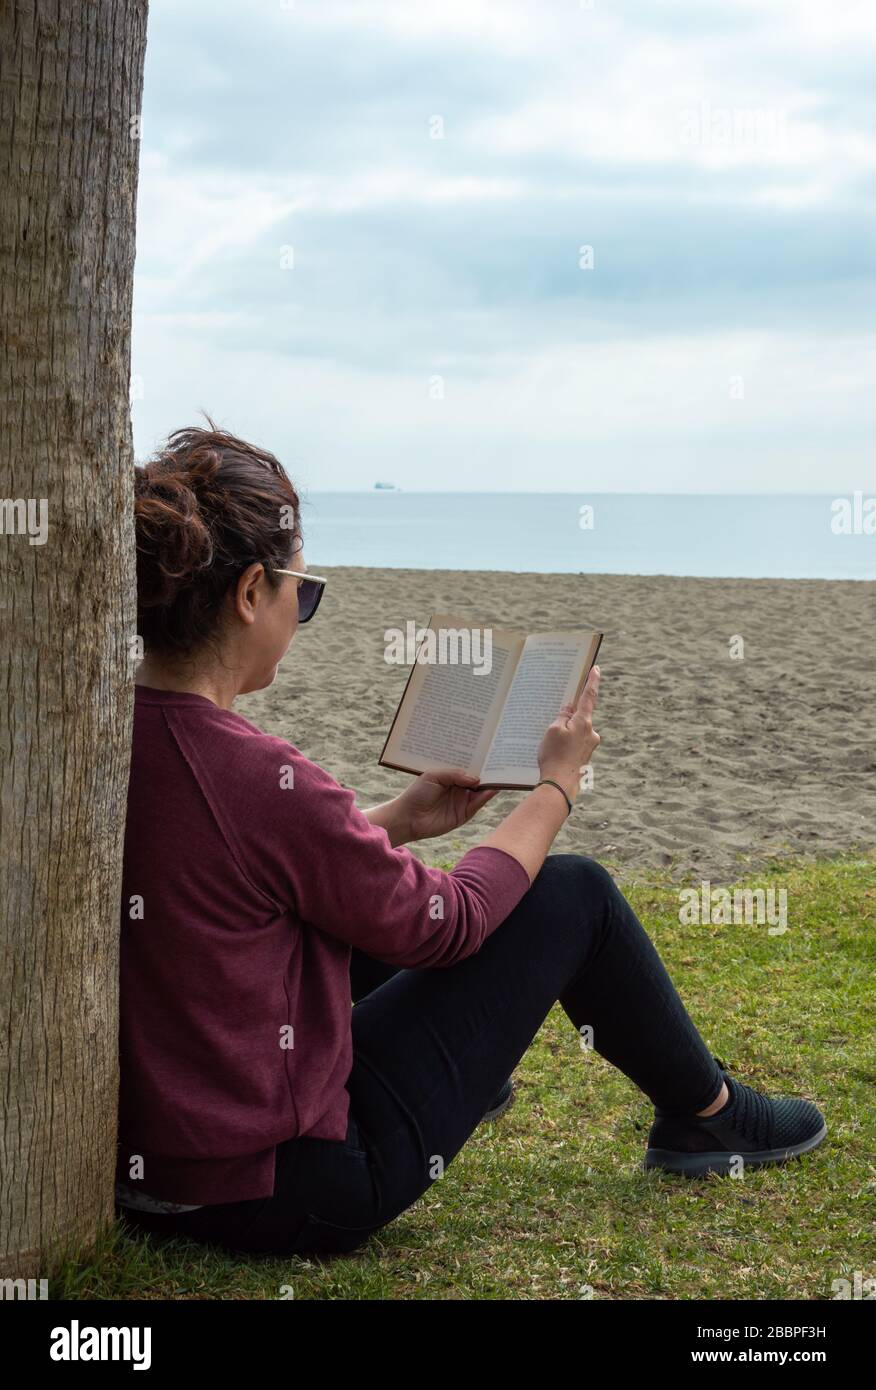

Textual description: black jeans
[120,855,723,1257]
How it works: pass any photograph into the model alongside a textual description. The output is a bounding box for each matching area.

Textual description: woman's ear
[234,562,267,626]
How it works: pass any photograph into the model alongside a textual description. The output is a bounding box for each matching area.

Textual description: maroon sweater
[117,686,531,1204]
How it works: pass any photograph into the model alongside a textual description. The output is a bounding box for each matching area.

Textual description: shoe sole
[643,1122,828,1176]
[481,1086,515,1123]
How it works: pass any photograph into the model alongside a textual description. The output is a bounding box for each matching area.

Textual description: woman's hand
[391,768,499,844]
[536,664,601,806]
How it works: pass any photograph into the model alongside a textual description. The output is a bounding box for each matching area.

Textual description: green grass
[53,855,875,1301]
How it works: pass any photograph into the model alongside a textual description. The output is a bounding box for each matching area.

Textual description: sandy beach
[240,567,875,882]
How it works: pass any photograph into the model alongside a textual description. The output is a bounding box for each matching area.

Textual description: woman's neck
[135,654,241,710]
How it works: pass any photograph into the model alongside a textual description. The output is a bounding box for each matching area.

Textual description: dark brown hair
[134,424,301,656]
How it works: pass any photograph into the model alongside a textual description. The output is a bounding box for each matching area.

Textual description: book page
[380,615,524,777]
[480,632,598,786]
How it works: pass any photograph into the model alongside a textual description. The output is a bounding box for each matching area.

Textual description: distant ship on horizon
[373,481,400,490]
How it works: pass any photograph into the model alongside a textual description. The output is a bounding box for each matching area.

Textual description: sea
[299,492,876,580]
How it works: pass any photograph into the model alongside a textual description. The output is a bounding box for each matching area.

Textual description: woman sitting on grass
[116,424,827,1257]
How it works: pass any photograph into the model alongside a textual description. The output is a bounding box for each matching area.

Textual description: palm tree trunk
[0,0,148,1277]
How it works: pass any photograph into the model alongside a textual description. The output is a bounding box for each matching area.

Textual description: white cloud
[133,0,876,491]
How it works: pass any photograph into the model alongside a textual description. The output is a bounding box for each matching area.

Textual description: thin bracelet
[535,778,574,816]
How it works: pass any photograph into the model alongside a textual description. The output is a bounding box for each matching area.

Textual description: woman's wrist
[362,798,412,847]
[537,771,579,807]
[534,778,575,816]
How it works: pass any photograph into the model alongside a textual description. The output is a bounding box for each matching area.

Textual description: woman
[116,425,827,1257]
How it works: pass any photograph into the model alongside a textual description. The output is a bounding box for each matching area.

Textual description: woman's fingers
[550,701,577,729]
[464,788,499,817]
[547,665,600,735]
[423,767,481,787]
[574,664,600,722]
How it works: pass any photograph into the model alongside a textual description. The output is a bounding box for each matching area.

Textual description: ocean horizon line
[301,488,864,499]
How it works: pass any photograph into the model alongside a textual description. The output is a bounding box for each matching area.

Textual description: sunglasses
[273,569,327,623]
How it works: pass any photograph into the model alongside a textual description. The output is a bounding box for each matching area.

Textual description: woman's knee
[532,852,619,907]
[523,854,621,962]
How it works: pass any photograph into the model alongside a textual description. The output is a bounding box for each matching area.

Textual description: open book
[379,613,603,790]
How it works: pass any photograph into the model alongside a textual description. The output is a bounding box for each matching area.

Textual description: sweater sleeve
[224,735,532,967]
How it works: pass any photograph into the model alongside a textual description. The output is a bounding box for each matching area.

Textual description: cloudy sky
[131,0,876,492]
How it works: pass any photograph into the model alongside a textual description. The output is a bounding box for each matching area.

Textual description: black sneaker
[481,1077,515,1123]
[644,1064,827,1177]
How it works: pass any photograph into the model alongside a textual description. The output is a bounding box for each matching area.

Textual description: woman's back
[119,685,354,1203]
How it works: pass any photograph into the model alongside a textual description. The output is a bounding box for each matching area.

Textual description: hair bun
[177,446,222,497]
[133,423,301,657]
[134,461,214,608]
